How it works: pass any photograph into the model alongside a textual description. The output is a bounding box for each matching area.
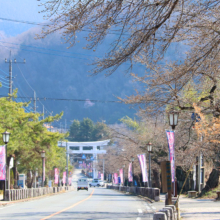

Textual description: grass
[199,185,220,199]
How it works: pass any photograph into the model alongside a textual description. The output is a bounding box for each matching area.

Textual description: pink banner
[63,171,66,184]
[128,162,133,182]
[166,130,175,182]
[114,173,118,184]
[68,177,72,185]
[101,173,104,180]
[0,146,6,180]
[119,168,124,184]
[54,168,59,184]
[43,158,45,181]
[137,154,148,182]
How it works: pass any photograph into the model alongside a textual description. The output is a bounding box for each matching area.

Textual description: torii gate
[58,140,110,178]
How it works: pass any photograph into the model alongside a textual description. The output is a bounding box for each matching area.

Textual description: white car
[89,179,104,187]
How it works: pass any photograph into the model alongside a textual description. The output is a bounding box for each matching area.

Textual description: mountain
[0,27,145,127]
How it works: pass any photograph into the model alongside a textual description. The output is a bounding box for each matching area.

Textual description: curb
[109,188,154,203]
[0,188,75,206]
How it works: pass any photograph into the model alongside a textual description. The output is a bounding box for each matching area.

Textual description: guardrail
[4,186,74,201]
[106,185,160,201]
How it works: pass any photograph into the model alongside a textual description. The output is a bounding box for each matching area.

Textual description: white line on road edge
[136,218,141,220]
[138,209,143,213]
[0,204,16,209]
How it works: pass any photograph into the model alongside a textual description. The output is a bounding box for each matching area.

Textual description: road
[0,170,155,220]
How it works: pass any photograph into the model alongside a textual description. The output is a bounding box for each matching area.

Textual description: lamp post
[66,141,69,186]
[169,110,179,131]
[131,156,135,186]
[169,110,179,197]
[122,164,125,186]
[41,150,45,187]
[147,142,153,187]
[2,131,10,199]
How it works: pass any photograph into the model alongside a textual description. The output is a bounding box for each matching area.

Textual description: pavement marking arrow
[41,189,95,220]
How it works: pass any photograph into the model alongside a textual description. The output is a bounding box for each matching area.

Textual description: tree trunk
[201,169,219,194]
[153,168,161,188]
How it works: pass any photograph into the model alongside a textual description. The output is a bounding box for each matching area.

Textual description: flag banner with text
[119,168,124,184]
[54,168,59,184]
[137,154,148,182]
[63,171,66,184]
[166,130,175,182]
[128,162,133,182]
[0,145,5,180]
[114,173,118,184]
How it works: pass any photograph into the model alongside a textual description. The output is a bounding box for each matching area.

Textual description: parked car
[89,179,105,187]
[77,178,88,191]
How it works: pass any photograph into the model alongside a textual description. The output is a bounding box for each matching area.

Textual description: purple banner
[0,145,6,180]
[128,162,133,182]
[137,154,148,182]
[98,172,101,179]
[166,130,175,182]
[119,168,123,184]
[54,168,59,184]
[114,173,118,184]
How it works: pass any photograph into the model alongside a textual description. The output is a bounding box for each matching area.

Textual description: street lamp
[147,142,153,187]
[169,110,179,130]
[66,141,69,186]
[2,131,10,199]
[41,150,45,187]
[131,156,135,186]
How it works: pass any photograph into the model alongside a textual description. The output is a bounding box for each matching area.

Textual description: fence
[107,185,160,201]
[4,186,74,201]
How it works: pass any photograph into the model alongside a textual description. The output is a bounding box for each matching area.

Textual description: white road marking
[0,204,16,209]
[138,209,143,213]
[152,206,156,210]
[146,206,150,210]
[136,218,141,220]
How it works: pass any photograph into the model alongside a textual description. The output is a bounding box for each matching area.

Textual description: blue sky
[0,1,46,37]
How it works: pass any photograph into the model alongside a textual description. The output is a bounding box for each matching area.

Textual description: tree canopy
[69,118,109,142]
[0,92,68,176]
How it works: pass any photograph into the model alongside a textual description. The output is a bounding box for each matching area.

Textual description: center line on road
[41,189,95,220]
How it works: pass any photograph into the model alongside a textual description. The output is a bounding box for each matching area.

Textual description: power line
[0,17,129,36]
[0,95,122,103]
[0,44,92,61]
[0,41,101,58]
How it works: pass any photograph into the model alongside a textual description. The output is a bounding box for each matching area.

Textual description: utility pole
[43,105,44,120]
[66,141,69,186]
[34,91,36,113]
[5,51,25,99]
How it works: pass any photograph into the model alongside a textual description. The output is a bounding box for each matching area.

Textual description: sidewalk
[152,194,220,220]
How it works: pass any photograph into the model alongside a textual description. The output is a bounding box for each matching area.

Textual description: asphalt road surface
[0,170,154,220]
